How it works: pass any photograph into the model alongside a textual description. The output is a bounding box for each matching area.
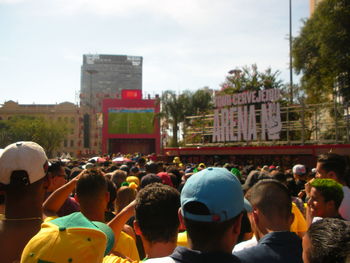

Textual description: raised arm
[108,200,136,242]
[43,171,83,216]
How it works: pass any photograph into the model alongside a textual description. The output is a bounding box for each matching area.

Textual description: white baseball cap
[0,141,48,185]
[292,164,306,176]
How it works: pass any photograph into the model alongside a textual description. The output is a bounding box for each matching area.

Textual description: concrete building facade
[0,54,162,157]
[0,101,80,157]
[80,54,142,111]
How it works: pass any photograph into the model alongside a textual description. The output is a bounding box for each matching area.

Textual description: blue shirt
[233,231,302,263]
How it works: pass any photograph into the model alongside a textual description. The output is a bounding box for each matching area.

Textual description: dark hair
[145,163,158,174]
[306,218,350,263]
[246,179,292,221]
[76,169,108,200]
[310,179,344,209]
[183,201,241,249]
[116,186,136,213]
[167,168,181,188]
[106,179,116,211]
[135,183,180,243]
[317,153,348,183]
[110,170,127,189]
[130,166,140,174]
[270,171,287,184]
[48,160,64,174]
[138,157,146,166]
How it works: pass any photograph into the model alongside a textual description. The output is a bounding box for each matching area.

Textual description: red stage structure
[102,90,160,155]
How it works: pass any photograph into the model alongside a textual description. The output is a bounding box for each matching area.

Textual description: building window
[71,117,75,124]
[64,140,68,147]
[71,129,74,135]
[70,140,74,147]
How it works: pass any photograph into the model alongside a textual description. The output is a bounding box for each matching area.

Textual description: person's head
[47,160,66,192]
[303,218,350,263]
[115,186,137,213]
[180,167,251,252]
[270,170,287,185]
[134,183,180,244]
[316,153,348,184]
[110,169,127,190]
[137,157,146,167]
[145,162,158,174]
[245,179,293,233]
[307,178,343,218]
[129,166,140,177]
[20,212,115,263]
[106,179,116,212]
[0,141,48,203]
[140,173,162,189]
[76,169,109,211]
[157,172,173,187]
[292,164,306,180]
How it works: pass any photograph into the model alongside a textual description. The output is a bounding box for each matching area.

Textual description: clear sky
[1,0,309,104]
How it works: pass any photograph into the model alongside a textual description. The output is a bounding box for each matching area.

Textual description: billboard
[108,108,155,134]
[212,88,282,142]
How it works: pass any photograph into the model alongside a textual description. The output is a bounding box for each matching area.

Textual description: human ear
[232,213,243,235]
[133,220,142,236]
[252,209,259,226]
[178,208,186,230]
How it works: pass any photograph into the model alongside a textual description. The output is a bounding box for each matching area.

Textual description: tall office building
[79,54,143,153]
[80,54,143,111]
[310,0,324,15]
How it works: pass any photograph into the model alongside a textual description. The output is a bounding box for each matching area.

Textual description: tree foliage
[219,64,285,95]
[160,88,213,147]
[0,116,68,157]
[292,0,350,104]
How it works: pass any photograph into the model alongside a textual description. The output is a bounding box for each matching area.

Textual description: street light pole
[289,0,293,104]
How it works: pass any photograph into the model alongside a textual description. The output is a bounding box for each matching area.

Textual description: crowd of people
[0,141,350,263]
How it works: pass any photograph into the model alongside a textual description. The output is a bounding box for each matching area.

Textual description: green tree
[293,0,350,104]
[160,90,190,147]
[160,88,213,147]
[220,64,284,95]
[191,88,213,115]
[0,116,68,157]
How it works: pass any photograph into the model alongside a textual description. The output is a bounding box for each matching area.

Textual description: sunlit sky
[1,0,309,104]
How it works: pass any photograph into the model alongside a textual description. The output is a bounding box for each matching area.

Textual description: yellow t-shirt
[113,231,140,261]
[103,254,137,263]
[177,231,189,247]
[290,202,307,237]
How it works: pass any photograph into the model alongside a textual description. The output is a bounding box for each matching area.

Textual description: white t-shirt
[339,186,350,220]
[232,236,258,253]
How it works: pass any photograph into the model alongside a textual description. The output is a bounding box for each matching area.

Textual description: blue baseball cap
[181,167,252,222]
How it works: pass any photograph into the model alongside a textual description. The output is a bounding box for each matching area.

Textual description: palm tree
[160,90,191,147]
